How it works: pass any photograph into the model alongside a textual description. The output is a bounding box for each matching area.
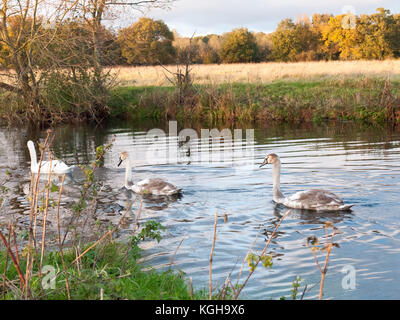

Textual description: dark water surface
[0,120,399,299]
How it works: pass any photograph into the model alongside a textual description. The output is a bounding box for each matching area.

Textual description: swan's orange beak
[118,158,122,167]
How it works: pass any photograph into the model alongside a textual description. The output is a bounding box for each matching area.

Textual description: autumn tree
[118,17,175,65]
[173,33,221,64]
[173,33,200,64]
[311,13,338,60]
[271,18,321,62]
[195,36,220,64]
[322,13,363,60]
[357,8,400,59]
[322,8,400,60]
[219,28,258,63]
[253,32,272,61]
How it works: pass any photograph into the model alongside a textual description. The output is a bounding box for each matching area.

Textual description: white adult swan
[27,140,74,174]
[260,153,354,211]
[118,151,181,196]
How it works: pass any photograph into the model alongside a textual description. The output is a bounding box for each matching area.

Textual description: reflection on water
[0,120,400,299]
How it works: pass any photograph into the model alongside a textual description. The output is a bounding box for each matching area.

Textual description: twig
[188,277,194,299]
[0,231,26,288]
[120,198,141,273]
[56,174,70,300]
[209,212,218,300]
[300,284,308,300]
[0,273,22,298]
[11,225,20,267]
[70,198,136,266]
[71,231,112,266]
[168,236,185,269]
[307,222,337,300]
[25,130,52,297]
[235,228,261,287]
[2,223,12,298]
[233,210,291,300]
[318,232,335,300]
[40,153,53,273]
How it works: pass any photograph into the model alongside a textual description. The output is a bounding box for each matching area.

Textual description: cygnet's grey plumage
[260,153,354,211]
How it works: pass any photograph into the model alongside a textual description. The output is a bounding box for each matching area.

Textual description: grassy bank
[108,78,400,125]
[1,64,399,125]
[0,241,207,300]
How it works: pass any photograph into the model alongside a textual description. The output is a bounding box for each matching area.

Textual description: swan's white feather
[27,140,73,174]
[31,160,73,174]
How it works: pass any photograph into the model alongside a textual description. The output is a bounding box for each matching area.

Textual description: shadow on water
[124,188,183,212]
[273,203,354,226]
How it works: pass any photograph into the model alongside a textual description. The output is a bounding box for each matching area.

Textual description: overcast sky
[140,0,400,36]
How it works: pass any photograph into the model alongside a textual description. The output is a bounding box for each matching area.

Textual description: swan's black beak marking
[118,158,122,167]
[259,160,268,168]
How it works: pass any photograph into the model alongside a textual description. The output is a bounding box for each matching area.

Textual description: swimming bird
[27,140,74,174]
[118,151,181,196]
[259,153,354,211]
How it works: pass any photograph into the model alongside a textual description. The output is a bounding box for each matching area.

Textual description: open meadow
[112,60,400,87]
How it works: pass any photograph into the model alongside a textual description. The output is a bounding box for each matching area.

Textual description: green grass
[108,78,400,125]
[108,86,174,119]
[0,241,208,300]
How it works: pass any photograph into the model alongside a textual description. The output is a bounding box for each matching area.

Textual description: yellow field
[111,60,400,87]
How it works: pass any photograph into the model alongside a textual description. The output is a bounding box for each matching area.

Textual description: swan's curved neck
[124,156,133,186]
[272,161,285,202]
[27,142,38,170]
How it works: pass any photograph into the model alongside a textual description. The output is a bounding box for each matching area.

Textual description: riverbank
[0,76,399,126]
[0,241,208,300]
[109,78,400,125]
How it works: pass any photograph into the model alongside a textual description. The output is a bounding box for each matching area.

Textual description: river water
[0,120,399,300]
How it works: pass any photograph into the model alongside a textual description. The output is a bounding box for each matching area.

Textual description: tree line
[93,7,400,65]
[74,7,400,66]
[179,7,400,63]
[2,7,398,71]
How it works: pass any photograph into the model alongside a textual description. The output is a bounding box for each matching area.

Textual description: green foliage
[41,69,112,121]
[291,276,302,299]
[130,220,166,248]
[118,18,175,65]
[247,253,273,272]
[220,28,259,63]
